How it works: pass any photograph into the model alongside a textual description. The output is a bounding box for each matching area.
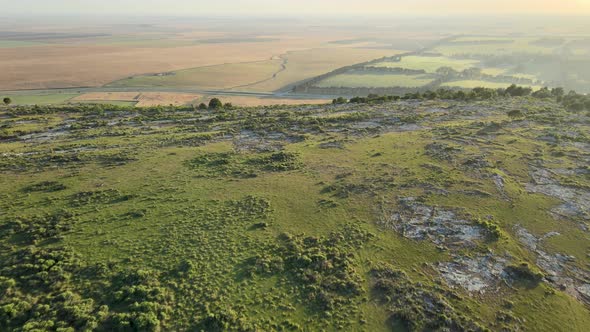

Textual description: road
[0,86,334,100]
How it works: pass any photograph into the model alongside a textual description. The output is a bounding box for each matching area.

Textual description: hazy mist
[4,0,590,15]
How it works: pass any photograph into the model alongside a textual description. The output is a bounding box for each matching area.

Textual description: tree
[423,90,438,100]
[436,66,458,78]
[551,87,564,99]
[3,97,11,105]
[461,67,482,79]
[505,84,532,97]
[197,103,208,110]
[208,98,222,109]
[223,103,233,109]
[332,97,347,104]
[532,87,552,99]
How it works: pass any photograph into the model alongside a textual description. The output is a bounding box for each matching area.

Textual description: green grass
[315,73,434,88]
[434,37,557,56]
[480,67,508,76]
[0,40,47,48]
[1,96,589,331]
[373,55,479,73]
[107,60,283,89]
[299,35,586,93]
[2,93,80,105]
[452,37,516,43]
[441,80,541,90]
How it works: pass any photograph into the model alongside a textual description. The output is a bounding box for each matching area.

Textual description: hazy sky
[5,0,590,15]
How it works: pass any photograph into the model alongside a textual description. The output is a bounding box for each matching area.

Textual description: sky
[4,0,590,16]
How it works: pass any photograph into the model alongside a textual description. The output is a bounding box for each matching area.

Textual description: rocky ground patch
[514,224,590,306]
[380,197,484,250]
[438,254,509,293]
[525,167,590,223]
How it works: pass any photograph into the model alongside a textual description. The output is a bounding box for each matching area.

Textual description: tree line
[333,85,590,111]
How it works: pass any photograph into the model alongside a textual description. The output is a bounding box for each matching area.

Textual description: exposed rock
[420,163,443,173]
[395,124,427,132]
[491,172,513,202]
[525,167,590,220]
[438,255,508,293]
[462,155,491,169]
[424,142,461,161]
[529,167,556,185]
[352,121,381,129]
[380,197,483,248]
[514,225,538,251]
[514,224,590,306]
[577,284,590,301]
[318,140,346,149]
[493,173,505,194]
[537,135,558,143]
[233,130,285,153]
[459,189,492,197]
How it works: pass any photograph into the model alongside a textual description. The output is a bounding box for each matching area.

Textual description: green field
[480,67,507,76]
[105,47,399,93]
[107,60,284,90]
[373,55,479,73]
[2,94,137,106]
[441,80,541,89]
[300,34,590,94]
[315,73,434,88]
[452,37,516,43]
[433,37,556,56]
[1,91,589,331]
[0,40,47,48]
[2,93,80,105]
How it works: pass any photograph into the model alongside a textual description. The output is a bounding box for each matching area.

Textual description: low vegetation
[1,86,589,331]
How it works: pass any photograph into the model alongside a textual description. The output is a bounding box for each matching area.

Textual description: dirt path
[228,54,288,90]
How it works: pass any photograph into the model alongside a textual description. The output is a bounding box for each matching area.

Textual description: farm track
[228,54,289,90]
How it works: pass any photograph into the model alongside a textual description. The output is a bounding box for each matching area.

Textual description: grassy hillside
[0,93,589,331]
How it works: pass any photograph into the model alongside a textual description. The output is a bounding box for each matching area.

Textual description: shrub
[505,263,544,284]
[208,98,223,109]
[475,218,502,240]
[22,181,67,193]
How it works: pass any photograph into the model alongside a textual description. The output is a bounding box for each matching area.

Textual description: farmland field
[0,30,365,91]
[0,19,404,92]
[2,18,590,104]
[297,34,590,95]
[432,37,556,56]
[74,100,138,107]
[244,48,405,92]
[441,80,541,89]
[0,40,47,48]
[2,93,80,105]
[69,92,329,107]
[315,73,434,88]
[108,47,403,92]
[107,60,284,90]
[191,95,331,106]
[373,55,479,73]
